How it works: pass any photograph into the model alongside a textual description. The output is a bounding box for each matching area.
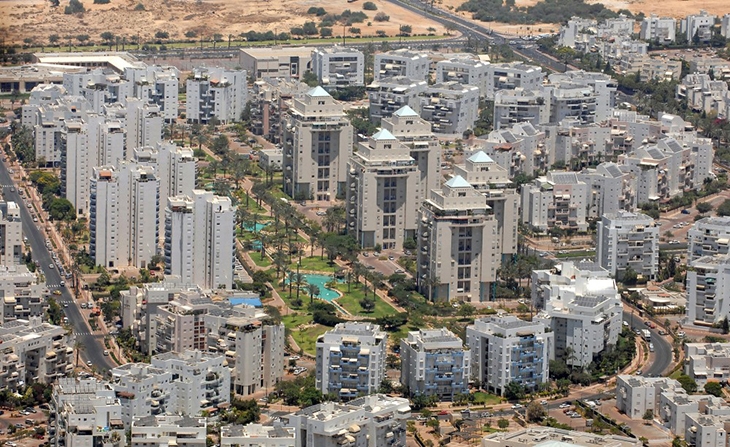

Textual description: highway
[0,159,116,374]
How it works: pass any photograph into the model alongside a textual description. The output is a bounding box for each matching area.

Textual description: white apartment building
[688,217,730,262]
[480,122,549,176]
[681,11,716,43]
[545,71,617,124]
[367,76,428,121]
[684,413,730,447]
[125,98,163,159]
[615,375,684,419]
[578,163,637,219]
[400,328,470,401]
[677,74,728,116]
[152,291,211,354]
[641,15,677,43]
[283,395,410,447]
[417,175,499,302]
[521,171,590,232]
[221,424,296,447]
[282,86,353,201]
[186,67,247,124]
[482,427,641,447]
[130,416,206,447]
[485,62,544,100]
[111,363,173,426]
[205,306,285,397]
[435,57,490,97]
[0,264,48,323]
[312,47,365,87]
[0,201,22,266]
[346,128,418,251]
[416,82,479,135]
[620,54,683,82]
[722,14,730,38]
[374,49,429,81]
[657,390,728,434]
[533,261,623,367]
[52,378,125,447]
[90,163,160,269]
[687,254,730,327]
[152,350,231,416]
[493,88,550,130]
[239,47,313,80]
[467,315,553,396]
[123,65,180,121]
[685,343,730,386]
[164,190,235,290]
[559,17,598,48]
[0,317,72,392]
[597,211,660,281]
[315,322,387,399]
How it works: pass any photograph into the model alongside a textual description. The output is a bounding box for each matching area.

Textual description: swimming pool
[287,274,342,301]
[229,297,263,307]
[244,222,269,232]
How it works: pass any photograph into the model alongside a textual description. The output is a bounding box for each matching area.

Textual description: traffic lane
[622,312,672,377]
[0,161,115,372]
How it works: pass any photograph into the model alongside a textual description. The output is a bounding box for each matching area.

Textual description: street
[623,307,673,377]
[0,159,116,373]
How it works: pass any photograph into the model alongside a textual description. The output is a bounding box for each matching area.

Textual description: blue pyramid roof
[307,86,331,97]
[468,151,494,163]
[371,128,397,141]
[393,105,419,117]
[445,175,472,188]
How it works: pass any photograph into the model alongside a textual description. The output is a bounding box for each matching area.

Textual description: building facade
[597,211,660,281]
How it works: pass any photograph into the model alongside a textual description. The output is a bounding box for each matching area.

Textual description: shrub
[134,2,144,10]
[374,11,390,21]
[155,30,170,39]
[363,1,377,10]
[93,0,110,4]
[185,30,197,38]
[307,6,326,16]
[64,0,85,14]
[320,27,333,37]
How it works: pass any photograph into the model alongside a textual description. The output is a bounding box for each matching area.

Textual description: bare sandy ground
[0,0,447,46]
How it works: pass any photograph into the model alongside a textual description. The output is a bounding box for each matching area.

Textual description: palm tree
[306,283,321,304]
[272,251,288,278]
[294,272,306,304]
[74,340,86,368]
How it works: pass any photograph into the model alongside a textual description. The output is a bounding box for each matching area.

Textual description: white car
[511,404,523,409]
[559,403,570,409]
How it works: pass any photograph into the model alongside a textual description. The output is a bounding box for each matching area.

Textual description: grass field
[250,252,272,268]
[473,392,504,406]
[333,283,398,319]
[289,256,337,273]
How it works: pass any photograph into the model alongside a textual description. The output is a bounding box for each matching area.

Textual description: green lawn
[333,283,397,319]
[556,250,597,259]
[250,252,271,268]
[290,323,329,355]
[290,256,337,273]
[237,192,267,213]
[282,313,312,329]
[473,392,504,406]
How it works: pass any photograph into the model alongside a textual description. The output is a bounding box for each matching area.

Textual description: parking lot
[0,406,48,447]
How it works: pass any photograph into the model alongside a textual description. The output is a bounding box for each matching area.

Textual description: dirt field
[1,0,447,46]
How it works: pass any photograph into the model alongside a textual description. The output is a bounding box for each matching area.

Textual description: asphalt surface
[623,310,672,377]
[0,160,116,374]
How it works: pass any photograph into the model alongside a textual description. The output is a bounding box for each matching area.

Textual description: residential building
[152,350,231,416]
[558,17,598,49]
[61,117,100,216]
[111,363,173,426]
[416,175,499,302]
[681,11,716,43]
[130,416,206,447]
[90,163,160,269]
[686,255,730,327]
[259,148,283,171]
[520,171,590,232]
[677,74,728,116]
[533,261,623,367]
[380,105,441,209]
[400,328,470,401]
[367,76,428,121]
[684,413,730,447]
[615,375,684,419]
[374,49,429,81]
[545,71,617,124]
[479,122,549,176]
[205,305,285,397]
[492,88,550,130]
[283,394,410,447]
[620,54,683,82]
[123,65,180,121]
[312,47,365,88]
[0,317,72,392]
[282,86,353,201]
[51,377,125,447]
[346,128,418,251]
[597,211,660,281]
[482,427,641,447]
[641,15,677,43]
[485,63,544,100]
[221,424,296,447]
[416,82,479,135]
[0,201,22,266]
[722,14,730,38]
[315,322,387,399]
[239,47,313,80]
[151,290,211,354]
[0,265,47,323]
[125,98,163,159]
[186,67,247,124]
[688,217,730,262]
[467,315,553,396]
[578,163,637,219]
[435,57,490,97]
[164,190,235,290]
[453,150,520,261]
[685,343,730,386]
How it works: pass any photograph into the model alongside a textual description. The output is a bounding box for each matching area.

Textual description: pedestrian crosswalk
[1,184,14,188]
[47,284,64,288]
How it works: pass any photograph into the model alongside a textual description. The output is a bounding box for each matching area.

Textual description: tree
[48,198,76,221]
[526,400,546,422]
[399,25,412,35]
[320,27,333,38]
[717,199,730,216]
[65,0,86,14]
[100,31,115,50]
[677,375,698,394]
[363,1,377,9]
[643,409,654,423]
[49,34,60,45]
[497,418,509,429]
[374,12,390,22]
[211,134,230,156]
[306,283,321,304]
[704,382,723,397]
[155,30,170,40]
[696,202,713,214]
[303,21,319,35]
[504,381,526,401]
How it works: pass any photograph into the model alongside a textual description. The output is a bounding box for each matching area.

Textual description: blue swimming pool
[287,274,342,301]
[244,222,269,232]
[229,297,263,307]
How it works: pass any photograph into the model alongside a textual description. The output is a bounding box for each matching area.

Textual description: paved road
[623,310,672,377]
[0,160,116,374]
